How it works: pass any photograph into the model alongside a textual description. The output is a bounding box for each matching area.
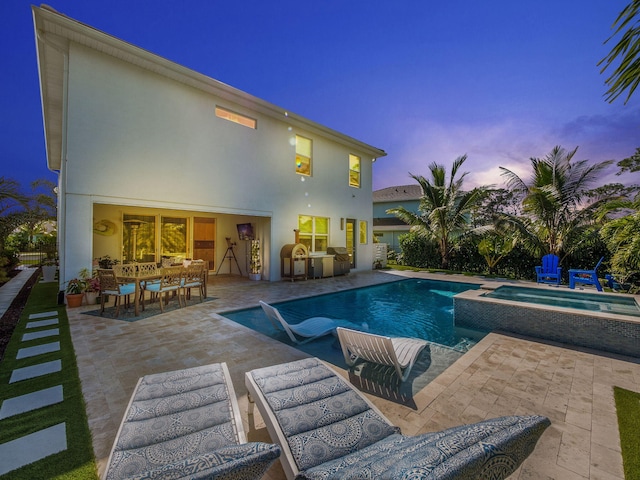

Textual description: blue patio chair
[569,257,604,292]
[535,254,562,285]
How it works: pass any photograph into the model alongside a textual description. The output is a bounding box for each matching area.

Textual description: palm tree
[599,193,640,280]
[499,146,612,258]
[387,155,488,270]
[599,0,640,104]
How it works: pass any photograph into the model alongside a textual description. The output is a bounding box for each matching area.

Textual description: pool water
[222,279,483,349]
[483,286,640,317]
[222,279,486,400]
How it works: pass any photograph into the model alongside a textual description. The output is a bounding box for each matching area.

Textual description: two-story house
[32,5,386,287]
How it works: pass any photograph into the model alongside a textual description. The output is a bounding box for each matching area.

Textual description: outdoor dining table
[115,270,162,316]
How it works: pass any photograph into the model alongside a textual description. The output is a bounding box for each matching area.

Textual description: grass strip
[0,279,97,479]
[614,386,640,480]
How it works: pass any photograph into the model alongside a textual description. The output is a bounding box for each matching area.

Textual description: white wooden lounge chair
[246,357,550,480]
[104,362,280,479]
[259,301,340,344]
[337,327,428,381]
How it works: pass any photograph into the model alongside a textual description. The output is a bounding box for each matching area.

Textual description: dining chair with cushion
[97,269,135,317]
[181,263,205,304]
[145,266,184,312]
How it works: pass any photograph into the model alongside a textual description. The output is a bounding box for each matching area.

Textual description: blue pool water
[483,286,640,317]
[223,279,483,349]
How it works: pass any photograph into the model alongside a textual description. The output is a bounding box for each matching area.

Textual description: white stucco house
[32,5,386,289]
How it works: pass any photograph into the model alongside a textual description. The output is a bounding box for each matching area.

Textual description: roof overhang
[32,5,387,172]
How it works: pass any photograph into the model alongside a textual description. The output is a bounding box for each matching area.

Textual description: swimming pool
[483,285,640,317]
[223,279,483,349]
[222,279,485,399]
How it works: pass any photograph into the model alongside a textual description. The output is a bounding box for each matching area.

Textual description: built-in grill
[280,243,309,281]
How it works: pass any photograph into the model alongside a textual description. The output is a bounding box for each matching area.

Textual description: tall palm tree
[388,155,487,270]
[499,146,612,257]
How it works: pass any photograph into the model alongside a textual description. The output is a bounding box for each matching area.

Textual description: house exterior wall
[372,199,420,253]
[58,42,376,283]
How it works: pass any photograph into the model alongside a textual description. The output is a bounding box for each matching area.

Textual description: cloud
[373,109,640,191]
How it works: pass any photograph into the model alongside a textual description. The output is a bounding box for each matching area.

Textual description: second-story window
[295,135,312,176]
[349,154,360,187]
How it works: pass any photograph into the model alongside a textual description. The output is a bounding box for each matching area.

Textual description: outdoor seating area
[99,261,206,317]
[245,357,550,479]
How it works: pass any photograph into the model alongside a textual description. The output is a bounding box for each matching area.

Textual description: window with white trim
[298,215,328,252]
[295,135,312,176]
[349,154,360,187]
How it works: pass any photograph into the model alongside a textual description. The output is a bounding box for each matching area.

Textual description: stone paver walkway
[0,274,68,476]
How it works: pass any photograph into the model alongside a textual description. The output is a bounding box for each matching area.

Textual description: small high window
[295,135,312,176]
[349,154,360,187]
[215,106,257,129]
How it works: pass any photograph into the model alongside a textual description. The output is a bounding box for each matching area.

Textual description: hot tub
[454,285,640,358]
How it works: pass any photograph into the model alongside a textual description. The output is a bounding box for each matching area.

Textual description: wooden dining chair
[145,266,184,312]
[97,269,135,317]
[181,263,205,304]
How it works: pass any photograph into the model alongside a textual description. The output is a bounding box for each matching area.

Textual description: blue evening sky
[2,1,639,193]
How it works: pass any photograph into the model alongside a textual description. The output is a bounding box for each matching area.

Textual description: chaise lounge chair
[535,253,562,285]
[336,327,428,381]
[245,357,550,480]
[104,362,280,480]
[569,256,604,292]
[259,301,361,345]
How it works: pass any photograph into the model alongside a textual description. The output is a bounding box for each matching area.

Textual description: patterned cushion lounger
[104,362,280,479]
[245,357,550,480]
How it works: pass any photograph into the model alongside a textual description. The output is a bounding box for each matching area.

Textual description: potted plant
[65,278,86,307]
[249,239,261,281]
[96,255,119,269]
[41,257,58,283]
[79,267,100,305]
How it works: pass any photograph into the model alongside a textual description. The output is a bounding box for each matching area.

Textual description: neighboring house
[373,185,421,254]
[32,6,386,287]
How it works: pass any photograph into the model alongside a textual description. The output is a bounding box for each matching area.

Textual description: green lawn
[0,280,97,479]
[614,386,640,480]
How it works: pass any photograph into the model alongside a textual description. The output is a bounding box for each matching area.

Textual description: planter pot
[85,291,98,305]
[66,293,84,308]
[42,265,57,283]
[248,273,261,281]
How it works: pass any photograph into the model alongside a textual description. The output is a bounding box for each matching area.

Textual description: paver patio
[64,270,640,479]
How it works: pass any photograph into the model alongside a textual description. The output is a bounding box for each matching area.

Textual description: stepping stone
[0,423,67,476]
[26,318,59,329]
[28,311,58,320]
[22,328,59,342]
[10,360,62,384]
[0,385,63,419]
[16,342,60,360]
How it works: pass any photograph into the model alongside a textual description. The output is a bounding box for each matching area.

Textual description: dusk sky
[2,1,639,194]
